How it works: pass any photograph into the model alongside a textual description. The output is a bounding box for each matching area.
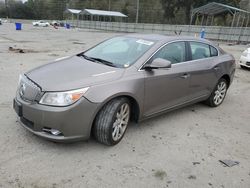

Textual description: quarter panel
[217,54,236,85]
[188,54,235,99]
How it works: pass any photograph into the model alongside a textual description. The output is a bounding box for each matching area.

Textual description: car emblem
[19,83,26,97]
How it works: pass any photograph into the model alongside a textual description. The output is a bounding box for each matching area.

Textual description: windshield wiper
[79,54,116,67]
[80,54,96,62]
[90,57,117,67]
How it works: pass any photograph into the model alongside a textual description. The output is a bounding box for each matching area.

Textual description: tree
[162,0,241,24]
[0,2,7,18]
[0,0,242,24]
[161,0,180,24]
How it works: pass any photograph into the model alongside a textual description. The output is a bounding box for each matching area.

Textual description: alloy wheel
[213,81,227,105]
[112,103,130,141]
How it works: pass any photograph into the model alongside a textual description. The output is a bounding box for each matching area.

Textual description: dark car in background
[13,34,236,145]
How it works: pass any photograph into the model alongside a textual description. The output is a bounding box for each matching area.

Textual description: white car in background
[239,47,250,68]
[32,20,49,27]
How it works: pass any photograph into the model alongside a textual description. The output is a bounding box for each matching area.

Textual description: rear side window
[210,46,218,57]
[190,42,210,60]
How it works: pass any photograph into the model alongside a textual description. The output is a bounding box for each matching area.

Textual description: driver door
[143,41,191,117]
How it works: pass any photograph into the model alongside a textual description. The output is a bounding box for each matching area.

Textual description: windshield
[83,37,155,68]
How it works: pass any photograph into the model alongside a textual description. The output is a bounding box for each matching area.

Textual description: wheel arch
[221,74,231,87]
[98,94,140,122]
[90,94,141,136]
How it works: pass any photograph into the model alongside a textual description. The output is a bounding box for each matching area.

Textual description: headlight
[242,50,247,57]
[18,74,24,85]
[39,87,89,106]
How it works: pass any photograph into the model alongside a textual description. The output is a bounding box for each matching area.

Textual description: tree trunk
[185,5,191,24]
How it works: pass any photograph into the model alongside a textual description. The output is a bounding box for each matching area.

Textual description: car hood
[26,56,124,91]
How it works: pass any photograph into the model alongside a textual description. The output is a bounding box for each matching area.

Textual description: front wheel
[205,78,228,107]
[240,65,247,69]
[93,98,130,146]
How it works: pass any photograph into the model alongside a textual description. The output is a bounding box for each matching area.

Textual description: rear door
[187,41,219,99]
[143,41,191,117]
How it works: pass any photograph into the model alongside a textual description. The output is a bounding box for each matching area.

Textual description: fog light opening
[51,129,62,136]
[42,127,63,136]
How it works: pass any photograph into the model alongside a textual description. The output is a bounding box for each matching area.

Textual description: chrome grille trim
[18,74,42,102]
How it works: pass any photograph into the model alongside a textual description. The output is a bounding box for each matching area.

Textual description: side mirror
[144,58,171,70]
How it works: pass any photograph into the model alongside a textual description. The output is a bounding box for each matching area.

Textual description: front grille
[246,62,250,66]
[18,75,42,102]
[20,117,34,130]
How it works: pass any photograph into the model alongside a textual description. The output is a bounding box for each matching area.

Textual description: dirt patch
[9,46,38,53]
[153,169,167,180]
[8,46,49,53]
[72,41,86,45]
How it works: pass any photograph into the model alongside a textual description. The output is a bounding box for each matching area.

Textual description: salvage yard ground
[0,23,250,188]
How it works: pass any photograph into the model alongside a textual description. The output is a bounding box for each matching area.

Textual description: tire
[93,98,131,146]
[240,65,246,69]
[205,78,228,107]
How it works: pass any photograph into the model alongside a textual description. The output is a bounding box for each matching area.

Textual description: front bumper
[14,94,99,142]
[239,56,250,68]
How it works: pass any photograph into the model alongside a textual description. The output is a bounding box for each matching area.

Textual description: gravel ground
[0,23,250,188]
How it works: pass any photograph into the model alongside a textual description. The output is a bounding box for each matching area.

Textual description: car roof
[125,33,212,44]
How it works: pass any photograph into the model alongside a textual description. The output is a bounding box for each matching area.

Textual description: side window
[210,46,218,57]
[150,42,186,64]
[190,42,210,60]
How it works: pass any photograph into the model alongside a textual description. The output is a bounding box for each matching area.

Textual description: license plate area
[13,99,23,117]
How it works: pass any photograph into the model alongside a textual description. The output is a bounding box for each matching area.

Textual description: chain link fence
[68,20,250,43]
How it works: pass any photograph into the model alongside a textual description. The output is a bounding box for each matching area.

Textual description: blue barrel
[65,23,70,29]
[200,28,205,38]
[15,23,22,30]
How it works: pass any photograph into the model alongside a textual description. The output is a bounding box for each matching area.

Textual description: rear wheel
[93,98,130,146]
[205,78,228,107]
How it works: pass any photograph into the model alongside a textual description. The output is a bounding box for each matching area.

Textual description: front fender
[84,72,145,116]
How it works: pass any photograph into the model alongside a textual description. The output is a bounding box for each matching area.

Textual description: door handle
[180,73,190,79]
